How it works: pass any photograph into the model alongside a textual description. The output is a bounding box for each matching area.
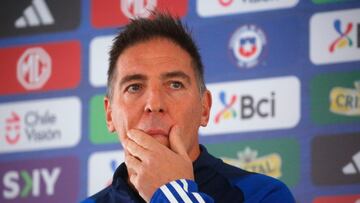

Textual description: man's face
[104,38,211,160]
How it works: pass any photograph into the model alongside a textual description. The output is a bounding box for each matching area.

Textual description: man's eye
[126,84,142,93]
[169,81,184,89]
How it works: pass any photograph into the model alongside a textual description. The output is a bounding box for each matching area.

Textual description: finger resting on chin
[128,129,160,150]
[125,153,142,171]
[124,137,148,159]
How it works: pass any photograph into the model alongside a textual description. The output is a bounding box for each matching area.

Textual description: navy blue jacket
[82,145,295,203]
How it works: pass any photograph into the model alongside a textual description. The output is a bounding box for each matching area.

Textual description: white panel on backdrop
[0,97,81,153]
[90,35,116,87]
[88,150,124,196]
[310,8,360,65]
[197,0,299,17]
[200,76,300,135]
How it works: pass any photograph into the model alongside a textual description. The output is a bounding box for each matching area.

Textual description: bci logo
[201,76,300,135]
[2,167,61,199]
[214,91,275,124]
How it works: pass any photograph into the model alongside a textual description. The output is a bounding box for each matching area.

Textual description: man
[84,13,295,203]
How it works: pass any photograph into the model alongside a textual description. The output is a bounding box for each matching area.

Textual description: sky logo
[214,91,237,124]
[329,19,353,53]
[0,157,79,202]
[3,167,61,199]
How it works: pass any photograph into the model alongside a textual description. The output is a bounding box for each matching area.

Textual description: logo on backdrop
[4,112,21,145]
[229,25,266,68]
[0,41,81,95]
[343,151,360,176]
[0,157,79,202]
[312,133,360,186]
[196,0,299,17]
[200,76,300,135]
[17,47,52,90]
[214,91,237,124]
[91,0,188,28]
[310,71,360,125]
[221,147,282,178]
[0,97,81,153]
[14,0,54,28]
[0,0,80,38]
[120,0,157,19]
[329,19,353,53]
[214,91,275,124]
[206,138,300,186]
[329,81,360,116]
[218,0,234,7]
[3,110,61,145]
[310,8,360,65]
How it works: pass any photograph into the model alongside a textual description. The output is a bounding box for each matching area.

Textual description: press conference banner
[0,0,359,202]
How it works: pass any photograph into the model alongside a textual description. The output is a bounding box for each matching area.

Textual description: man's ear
[200,90,212,127]
[104,97,116,132]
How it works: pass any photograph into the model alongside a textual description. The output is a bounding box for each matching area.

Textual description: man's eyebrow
[161,71,191,84]
[119,74,147,88]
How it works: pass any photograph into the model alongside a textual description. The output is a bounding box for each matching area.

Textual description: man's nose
[144,86,165,113]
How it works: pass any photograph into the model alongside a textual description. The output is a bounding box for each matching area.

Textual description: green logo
[312,0,356,4]
[205,137,300,187]
[89,95,119,144]
[310,71,360,125]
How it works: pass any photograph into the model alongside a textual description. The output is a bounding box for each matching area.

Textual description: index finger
[169,125,189,158]
[127,129,166,151]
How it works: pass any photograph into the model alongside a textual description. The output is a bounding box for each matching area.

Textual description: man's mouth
[144,129,169,137]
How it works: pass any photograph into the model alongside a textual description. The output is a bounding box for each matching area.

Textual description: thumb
[169,125,188,158]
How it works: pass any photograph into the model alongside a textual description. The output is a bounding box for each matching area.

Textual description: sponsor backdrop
[0,0,359,202]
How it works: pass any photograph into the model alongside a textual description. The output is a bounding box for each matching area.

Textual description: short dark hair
[106,12,206,100]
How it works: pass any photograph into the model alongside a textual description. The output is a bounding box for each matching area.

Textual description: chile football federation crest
[229,25,267,68]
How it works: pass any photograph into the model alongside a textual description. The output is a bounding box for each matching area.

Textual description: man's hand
[123,126,194,202]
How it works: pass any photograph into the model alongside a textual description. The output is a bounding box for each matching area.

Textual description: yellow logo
[221,147,282,178]
[330,81,360,116]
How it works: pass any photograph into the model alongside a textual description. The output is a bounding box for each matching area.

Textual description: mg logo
[120,0,157,19]
[17,47,51,90]
[4,112,21,145]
